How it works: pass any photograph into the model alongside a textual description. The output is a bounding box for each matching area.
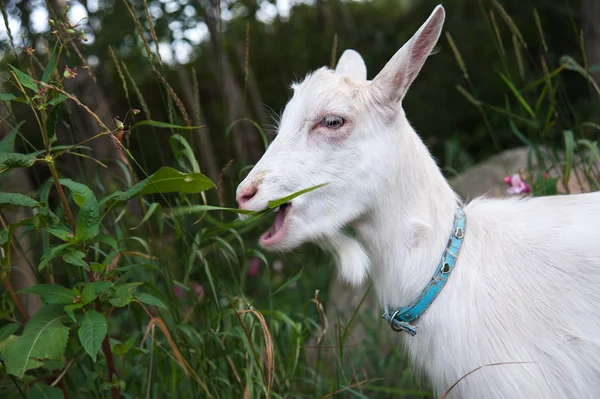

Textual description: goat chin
[321,231,370,287]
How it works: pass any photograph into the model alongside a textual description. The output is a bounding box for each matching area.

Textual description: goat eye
[320,115,345,129]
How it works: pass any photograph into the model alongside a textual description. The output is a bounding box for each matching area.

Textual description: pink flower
[504,173,531,195]
[173,284,184,299]
[193,283,204,300]
[248,257,261,278]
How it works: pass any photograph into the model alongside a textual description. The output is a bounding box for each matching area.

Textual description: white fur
[236,5,600,398]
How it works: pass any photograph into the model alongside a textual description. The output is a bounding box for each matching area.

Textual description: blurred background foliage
[2,0,595,184]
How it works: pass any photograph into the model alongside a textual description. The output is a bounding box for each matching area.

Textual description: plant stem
[47,163,120,399]
[0,215,31,322]
[48,163,76,230]
[4,279,30,321]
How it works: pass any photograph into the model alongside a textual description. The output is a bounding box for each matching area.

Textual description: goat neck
[354,110,460,308]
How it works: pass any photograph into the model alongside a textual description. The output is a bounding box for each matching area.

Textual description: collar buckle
[384,310,418,336]
[382,208,466,337]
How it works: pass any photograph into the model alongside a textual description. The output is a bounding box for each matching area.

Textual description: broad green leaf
[0,93,18,101]
[130,120,203,130]
[134,292,167,309]
[45,227,74,242]
[89,234,118,249]
[81,281,113,305]
[39,243,73,271]
[0,335,44,373]
[0,152,36,169]
[1,305,69,378]
[9,65,38,92]
[20,284,75,304]
[78,310,107,362]
[267,183,328,209]
[42,359,64,372]
[63,251,89,270]
[59,179,99,241]
[0,193,40,208]
[109,282,143,308]
[48,94,68,107]
[28,383,64,399]
[63,304,83,323]
[0,323,19,342]
[58,179,91,207]
[101,167,215,206]
[0,122,24,153]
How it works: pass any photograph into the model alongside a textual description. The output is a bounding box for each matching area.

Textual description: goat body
[236,5,600,398]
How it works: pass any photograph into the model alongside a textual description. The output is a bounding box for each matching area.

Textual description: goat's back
[408,191,600,399]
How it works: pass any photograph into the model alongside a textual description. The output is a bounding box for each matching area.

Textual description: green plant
[447,1,600,195]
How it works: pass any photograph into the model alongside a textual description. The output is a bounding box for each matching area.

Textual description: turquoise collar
[382,208,466,336]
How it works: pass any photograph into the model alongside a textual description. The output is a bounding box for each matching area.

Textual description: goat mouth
[260,202,291,246]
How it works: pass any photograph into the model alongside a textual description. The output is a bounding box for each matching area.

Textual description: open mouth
[260,202,291,246]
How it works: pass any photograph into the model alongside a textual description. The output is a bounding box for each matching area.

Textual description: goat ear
[372,5,445,102]
[335,49,367,82]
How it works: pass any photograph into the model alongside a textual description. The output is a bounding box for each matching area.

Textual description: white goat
[236,5,600,398]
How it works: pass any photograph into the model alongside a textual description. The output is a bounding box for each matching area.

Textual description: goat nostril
[237,185,258,207]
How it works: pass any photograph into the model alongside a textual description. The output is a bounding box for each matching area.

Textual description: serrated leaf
[59,179,99,242]
[9,65,38,92]
[134,292,167,309]
[0,193,40,208]
[28,384,64,399]
[42,359,63,372]
[20,284,75,304]
[82,281,113,305]
[39,243,73,271]
[109,282,143,308]
[63,251,89,270]
[78,309,107,362]
[0,335,44,373]
[63,304,83,323]
[1,305,69,378]
[101,167,215,206]
[0,152,36,169]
